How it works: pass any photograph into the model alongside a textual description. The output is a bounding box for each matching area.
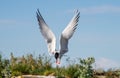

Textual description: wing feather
[60,10,80,57]
[36,9,56,54]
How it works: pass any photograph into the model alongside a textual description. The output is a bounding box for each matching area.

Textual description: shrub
[11,71,22,76]
[44,69,55,76]
[74,57,95,78]
[105,68,120,78]
[0,54,11,78]
[54,66,66,78]
[65,64,78,78]
[1,52,120,78]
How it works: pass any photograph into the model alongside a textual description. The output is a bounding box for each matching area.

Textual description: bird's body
[36,9,80,64]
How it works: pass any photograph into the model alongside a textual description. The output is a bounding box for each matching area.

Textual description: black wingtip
[36,9,40,22]
[36,9,39,16]
[76,9,79,13]
[37,8,39,12]
[74,9,80,19]
[36,12,38,17]
[75,9,80,14]
[36,9,40,16]
[37,9,41,15]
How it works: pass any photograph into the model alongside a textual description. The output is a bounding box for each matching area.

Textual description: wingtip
[37,9,40,14]
[36,11,39,21]
[74,9,80,14]
[36,9,42,21]
[74,9,80,18]
[37,8,39,12]
[36,9,39,16]
[36,9,42,16]
[76,9,79,13]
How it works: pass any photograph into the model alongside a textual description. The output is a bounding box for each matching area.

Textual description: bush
[105,68,120,78]
[0,54,11,77]
[11,71,22,76]
[65,64,78,78]
[74,57,95,78]
[1,52,120,78]
[44,69,55,76]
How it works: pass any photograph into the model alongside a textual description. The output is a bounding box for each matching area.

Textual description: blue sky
[0,0,120,69]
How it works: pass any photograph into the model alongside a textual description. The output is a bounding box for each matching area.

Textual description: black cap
[54,52,59,59]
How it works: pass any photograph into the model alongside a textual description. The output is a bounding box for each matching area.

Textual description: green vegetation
[0,53,120,78]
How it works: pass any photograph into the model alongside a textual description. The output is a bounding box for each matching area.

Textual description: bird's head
[54,52,61,64]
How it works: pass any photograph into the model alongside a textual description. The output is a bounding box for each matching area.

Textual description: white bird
[36,9,80,64]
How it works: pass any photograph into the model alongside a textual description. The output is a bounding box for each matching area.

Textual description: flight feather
[60,10,80,57]
[36,9,56,54]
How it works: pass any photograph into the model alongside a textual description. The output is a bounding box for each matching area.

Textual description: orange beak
[56,58,60,64]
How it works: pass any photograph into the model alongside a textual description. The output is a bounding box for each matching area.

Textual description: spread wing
[36,9,56,54]
[60,10,80,57]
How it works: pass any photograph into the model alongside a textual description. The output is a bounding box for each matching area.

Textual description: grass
[0,53,120,78]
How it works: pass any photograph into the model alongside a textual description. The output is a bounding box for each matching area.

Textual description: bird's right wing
[60,10,80,57]
[36,9,56,54]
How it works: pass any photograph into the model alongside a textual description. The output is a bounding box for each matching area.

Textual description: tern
[36,9,80,64]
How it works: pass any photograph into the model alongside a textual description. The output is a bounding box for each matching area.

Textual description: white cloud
[94,57,120,70]
[0,19,17,26]
[0,19,32,27]
[80,5,120,14]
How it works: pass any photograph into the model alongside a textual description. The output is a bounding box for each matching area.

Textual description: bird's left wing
[60,10,80,57]
[36,9,56,54]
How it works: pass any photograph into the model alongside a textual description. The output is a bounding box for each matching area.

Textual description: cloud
[0,19,17,26]
[94,57,120,69]
[0,19,32,27]
[80,5,120,15]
